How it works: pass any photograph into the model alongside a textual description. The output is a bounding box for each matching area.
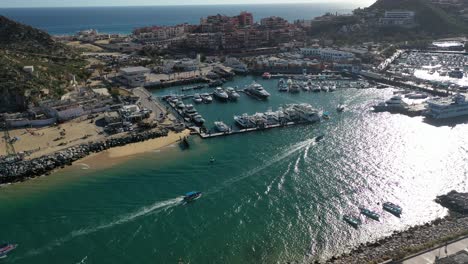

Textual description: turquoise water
[2,76,468,263]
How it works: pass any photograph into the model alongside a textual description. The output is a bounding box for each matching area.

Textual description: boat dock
[192,121,313,139]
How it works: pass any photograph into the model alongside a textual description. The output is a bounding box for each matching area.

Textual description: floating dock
[193,120,317,139]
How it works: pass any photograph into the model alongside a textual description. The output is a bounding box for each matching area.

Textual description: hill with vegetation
[0,16,89,113]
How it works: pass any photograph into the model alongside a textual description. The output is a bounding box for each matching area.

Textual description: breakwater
[0,128,169,185]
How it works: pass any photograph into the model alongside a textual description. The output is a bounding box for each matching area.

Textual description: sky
[0,0,376,8]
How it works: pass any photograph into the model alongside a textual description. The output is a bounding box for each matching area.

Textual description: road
[401,236,468,264]
[133,87,166,122]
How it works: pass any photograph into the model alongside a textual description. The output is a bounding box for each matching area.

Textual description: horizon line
[0,1,366,9]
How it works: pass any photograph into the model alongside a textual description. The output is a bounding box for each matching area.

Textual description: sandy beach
[73,130,190,171]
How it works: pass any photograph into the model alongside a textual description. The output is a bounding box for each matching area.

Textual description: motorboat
[315,135,324,142]
[183,191,202,202]
[312,85,321,92]
[337,105,346,112]
[200,93,213,104]
[406,93,428,99]
[192,114,205,125]
[213,87,229,101]
[175,101,186,109]
[278,79,289,92]
[343,215,361,228]
[373,96,407,112]
[193,93,203,104]
[359,207,380,221]
[289,82,301,93]
[183,104,198,117]
[214,121,230,132]
[383,202,402,216]
[245,81,270,99]
[0,243,17,258]
[226,87,240,100]
[234,114,256,128]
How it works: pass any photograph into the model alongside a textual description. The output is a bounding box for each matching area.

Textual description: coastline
[76,130,190,171]
[0,128,190,185]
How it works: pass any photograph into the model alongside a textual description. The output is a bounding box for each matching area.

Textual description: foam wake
[17,197,183,260]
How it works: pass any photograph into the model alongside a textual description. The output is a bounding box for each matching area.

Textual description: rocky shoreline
[0,128,169,185]
[325,191,468,264]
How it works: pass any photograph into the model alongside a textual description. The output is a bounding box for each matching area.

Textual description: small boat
[183,191,202,202]
[383,202,402,216]
[337,105,345,112]
[193,94,203,104]
[359,207,380,221]
[343,215,361,228]
[213,87,229,101]
[214,121,230,132]
[193,115,205,126]
[226,87,240,101]
[0,243,17,258]
[322,112,330,120]
[210,157,215,163]
[200,93,213,104]
[315,135,324,142]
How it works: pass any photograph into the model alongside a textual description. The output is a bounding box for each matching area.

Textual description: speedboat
[337,105,345,112]
[245,81,270,99]
[200,93,213,104]
[193,94,203,104]
[214,121,230,132]
[359,207,380,221]
[213,87,229,101]
[315,135,324,142]
[176,101,186,109]
[226,87,240,100]
[383,202,402,216]
[183,191,202,202]
[0,243,17,258]
[343,215,361,228]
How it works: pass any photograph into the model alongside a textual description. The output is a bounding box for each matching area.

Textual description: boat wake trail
[209,138,316,195]
[265,162,292,195]
[16,197,183,260]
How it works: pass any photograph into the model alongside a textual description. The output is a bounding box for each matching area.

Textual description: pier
[193,120,315,139]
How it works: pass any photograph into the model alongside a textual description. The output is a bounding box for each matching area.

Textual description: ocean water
[0,3,360,35]
[1,76,468,263]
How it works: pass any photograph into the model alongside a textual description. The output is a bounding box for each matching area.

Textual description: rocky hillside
[0,16,66,55]
[0,16,88,112]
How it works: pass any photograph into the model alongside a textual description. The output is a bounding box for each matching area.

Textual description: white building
[120,66,151,87]
[380,11,416,26]
[300,47,355,62]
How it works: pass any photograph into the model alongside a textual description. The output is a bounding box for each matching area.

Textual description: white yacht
[373,96,407,112]
[184,104,198,117]
[289,82,300,93]
[226,87,240,100]
[200,93,213,103]
[193,94,203,104]
[214,121,230,132]
[234,114,256,128]
[292,104,321,122]
[213,87,229,101]
[425,94,468,119]
[245,81,270,99]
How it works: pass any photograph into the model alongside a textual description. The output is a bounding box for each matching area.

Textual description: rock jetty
[436,191,468,215]
[0,128,169,184]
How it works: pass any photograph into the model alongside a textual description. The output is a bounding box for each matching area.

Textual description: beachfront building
[119,66,151,87]
[133,24,189,43]
[200,11,253,33]
[379,11,416,27]
[300,46,355,62]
